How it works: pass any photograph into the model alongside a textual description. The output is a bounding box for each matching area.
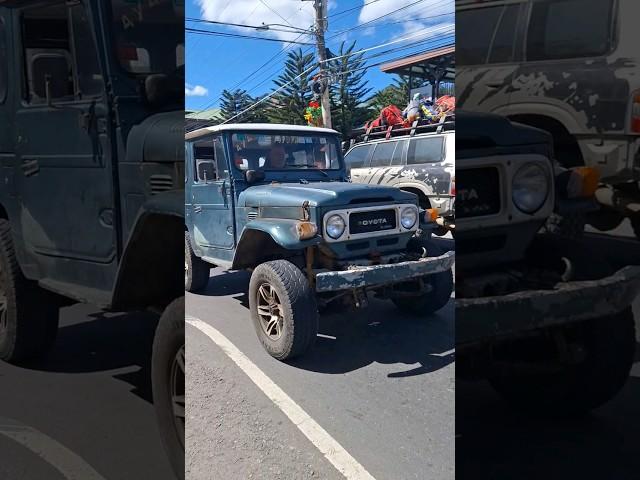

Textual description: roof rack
[347,114,455,147]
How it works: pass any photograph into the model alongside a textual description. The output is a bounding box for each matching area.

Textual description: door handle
[194,206,202,213]
[486,82,503,89]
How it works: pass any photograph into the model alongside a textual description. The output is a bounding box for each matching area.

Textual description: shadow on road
[193,269,454,376]
[457,373,640,479]
[18,308,159,404]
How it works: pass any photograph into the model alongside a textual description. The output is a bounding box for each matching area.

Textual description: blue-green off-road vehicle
[185,124,455,360]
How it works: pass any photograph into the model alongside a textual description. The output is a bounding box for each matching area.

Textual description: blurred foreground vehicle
[456,111,639,415]
[0,1,184,477]
[185,124,454,360]
[457,0,640,238]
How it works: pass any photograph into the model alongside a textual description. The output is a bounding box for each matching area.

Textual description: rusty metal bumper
[457,266,640,345]
[314,251,455,293]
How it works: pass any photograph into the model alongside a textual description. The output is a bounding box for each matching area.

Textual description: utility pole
[311,0,332,128]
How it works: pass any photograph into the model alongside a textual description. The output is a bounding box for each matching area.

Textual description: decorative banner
[304,101,323,127]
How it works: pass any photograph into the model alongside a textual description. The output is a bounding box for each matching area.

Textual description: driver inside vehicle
[266,143,287,169]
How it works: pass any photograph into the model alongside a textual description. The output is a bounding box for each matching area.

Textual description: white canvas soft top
[185,123,339,140]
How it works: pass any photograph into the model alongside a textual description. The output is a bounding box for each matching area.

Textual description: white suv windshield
[231,133,341,171]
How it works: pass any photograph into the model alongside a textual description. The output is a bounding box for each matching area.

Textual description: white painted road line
[186,316,377,480]
[0,418,106,480]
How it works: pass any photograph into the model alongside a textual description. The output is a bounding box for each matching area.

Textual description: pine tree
[327,41,372,136]
[220,89,255,123]
[267,48,316,125]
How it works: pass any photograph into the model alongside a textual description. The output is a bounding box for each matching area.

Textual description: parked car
[456,0,640,236]
[456,111,639,415]
[0,2,184,478]
[185,124,455,360]
[343,117,455,234]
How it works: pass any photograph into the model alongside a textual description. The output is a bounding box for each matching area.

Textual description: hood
[237,182,416,208]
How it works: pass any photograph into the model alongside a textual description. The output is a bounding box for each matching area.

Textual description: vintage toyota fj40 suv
[343,116,455,236]
[0,2,184,477]
[185,124,455,360]
[456,111,640,415]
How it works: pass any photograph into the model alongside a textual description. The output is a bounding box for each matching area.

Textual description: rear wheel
[249,260,318,360]
[0,219,59,363]
[185,232,210,292]
[489,310,636,416]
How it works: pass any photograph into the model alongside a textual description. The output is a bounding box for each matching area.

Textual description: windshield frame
[229,130,344,174]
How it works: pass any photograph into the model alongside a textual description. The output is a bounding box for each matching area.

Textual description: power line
[186,27,314,45]
[186,17,312,34]
[258,0,296,28]
[329,0,385,19]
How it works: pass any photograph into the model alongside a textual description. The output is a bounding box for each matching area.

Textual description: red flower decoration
[309,101,320,108]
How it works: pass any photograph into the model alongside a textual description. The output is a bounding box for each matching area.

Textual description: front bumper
[457,266,640,345]
[315,251,455,293]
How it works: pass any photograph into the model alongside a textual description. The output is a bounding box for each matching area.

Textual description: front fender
[243,218,321,250]
[231,219,322,270]
[111,189,184,311]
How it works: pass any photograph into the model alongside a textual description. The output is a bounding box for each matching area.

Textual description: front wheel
[393,238,453,316]
[152,297,185,480]
[249,260,318,360]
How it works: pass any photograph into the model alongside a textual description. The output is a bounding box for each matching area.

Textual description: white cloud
[358,0,454,37]
[195,0,318,45]
[185,84,209,97]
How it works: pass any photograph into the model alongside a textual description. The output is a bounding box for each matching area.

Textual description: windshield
[231,133,342,171]
[110,0,184,75]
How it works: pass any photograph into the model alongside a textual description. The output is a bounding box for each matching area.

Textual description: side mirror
[31,53,71,104]
[245,169,266,184]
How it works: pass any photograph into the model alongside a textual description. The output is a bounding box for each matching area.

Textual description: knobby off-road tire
[185,232,209,292]
[0,219,59,363]
[490,310,636,416]
[249,260,318,360]
[392,237,453,316]
[490,235,636,415]
[152,297,185,480]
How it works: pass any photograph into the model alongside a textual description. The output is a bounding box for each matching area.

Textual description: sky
[185,0,454,112]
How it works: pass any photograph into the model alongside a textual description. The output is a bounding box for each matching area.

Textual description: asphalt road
[0,304,174,480]
[186,241,455,480]
[457,223,640,480]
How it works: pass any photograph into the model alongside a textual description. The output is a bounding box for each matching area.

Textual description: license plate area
[349,209,397,234]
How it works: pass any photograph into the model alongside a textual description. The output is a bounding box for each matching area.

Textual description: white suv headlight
[325,214,346,239]
[512,163,549,213]
[400,206,418,229]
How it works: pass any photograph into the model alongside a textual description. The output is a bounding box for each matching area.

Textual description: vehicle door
[456,1,524,114]
[363,141,399,185]
[344,143,374,183]
[189,134,235,250]
[12,1,117,287]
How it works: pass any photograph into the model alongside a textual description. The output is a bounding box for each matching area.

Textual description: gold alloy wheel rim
[256,283,284,341]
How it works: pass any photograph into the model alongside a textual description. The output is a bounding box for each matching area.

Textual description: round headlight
[512,163,549,213]
[400,206,418,229]
[325,214,346,239]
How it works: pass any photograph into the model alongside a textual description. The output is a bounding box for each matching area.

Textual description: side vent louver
[149,175,174,195]
[247,211,259,221]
